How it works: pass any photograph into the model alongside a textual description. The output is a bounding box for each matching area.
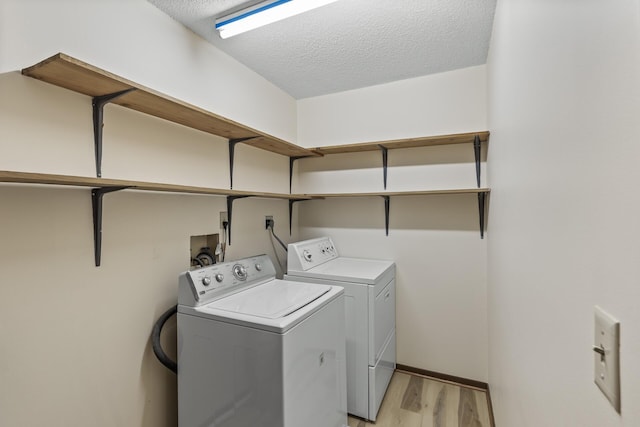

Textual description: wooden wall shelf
[294,188,490,238]
[306,132,489,191]
[305,188,490,198]
[0,170,311,199]
[0,171,311,266]
[312,131,490,155]
[21,53,318,180]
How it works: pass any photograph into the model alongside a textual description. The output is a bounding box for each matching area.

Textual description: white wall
[296,67,489,381]
[0,1,294,426]
[487,0,640,425]
[297,65,487,147]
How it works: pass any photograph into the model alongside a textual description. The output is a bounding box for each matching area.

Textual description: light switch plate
[594,306,620,412]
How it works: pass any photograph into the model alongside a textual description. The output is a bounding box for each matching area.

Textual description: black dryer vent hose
[151,304,178,374]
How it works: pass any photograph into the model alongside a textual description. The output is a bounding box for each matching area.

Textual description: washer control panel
[287,237,338,272]
[179,254,277,306]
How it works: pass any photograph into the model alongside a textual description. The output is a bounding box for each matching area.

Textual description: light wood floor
[347,371,493,427]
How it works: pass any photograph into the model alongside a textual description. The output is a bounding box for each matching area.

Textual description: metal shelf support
[92,89,136,177]
[474,134,481,188]
[289,156,308,194]
[91,186,130,267]
[226,195,251,245]
[288,199,308,235]
[228,137,259,189]
[379,145,389,189]
[382,195,390,236]
[478,191,487,239]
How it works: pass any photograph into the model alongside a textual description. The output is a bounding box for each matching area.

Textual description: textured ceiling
[148,0,497,99]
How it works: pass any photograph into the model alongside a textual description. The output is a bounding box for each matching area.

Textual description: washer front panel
[288,236,339,271]
[178,254,276,307]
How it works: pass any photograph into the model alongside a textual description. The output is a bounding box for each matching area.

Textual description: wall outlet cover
[219,211,228,229]
[594,305,620,413]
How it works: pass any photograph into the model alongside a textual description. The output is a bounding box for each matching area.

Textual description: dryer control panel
[178,254,277,307]
[288,237,339,272]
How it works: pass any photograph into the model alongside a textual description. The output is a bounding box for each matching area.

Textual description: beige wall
[488,0,640,425]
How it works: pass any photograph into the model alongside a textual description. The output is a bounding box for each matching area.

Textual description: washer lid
[292,257,395,284]
[208,280,331,319]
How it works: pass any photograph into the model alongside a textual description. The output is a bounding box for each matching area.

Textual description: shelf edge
[313,131,491,155]
[0,171,312,200]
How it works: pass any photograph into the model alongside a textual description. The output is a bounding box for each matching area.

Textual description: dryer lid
[208,280,331,319]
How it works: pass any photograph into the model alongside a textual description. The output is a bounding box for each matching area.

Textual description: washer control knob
[215,273,224,283]
[233,264,248,281]
[202,276,211,286]
[303,250,312,262]
[255,263,262,271]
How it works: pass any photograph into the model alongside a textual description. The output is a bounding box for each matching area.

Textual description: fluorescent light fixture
[215,0,340,39]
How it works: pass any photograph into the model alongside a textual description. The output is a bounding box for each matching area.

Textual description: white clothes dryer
[285,237,396,422]
[178,254,348,427]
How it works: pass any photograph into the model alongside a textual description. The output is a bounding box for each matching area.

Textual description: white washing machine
[177,254,348,427]
[285,237,396,421]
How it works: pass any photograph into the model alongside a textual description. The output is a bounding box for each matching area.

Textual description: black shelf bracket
[228,137,260,189]
[91,186,130,267]
[288,199,308,235]
[473,134,481,188]
[226,195,251,245]
[478,191,487,239]
[289,156,308,194]
[379,145,389,189]
[382,195,390,236]
[92,89,136,178]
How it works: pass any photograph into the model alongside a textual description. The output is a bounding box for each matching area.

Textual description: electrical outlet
[594,306,620,412]
[265,215,274,229]
[220,211,228,229]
